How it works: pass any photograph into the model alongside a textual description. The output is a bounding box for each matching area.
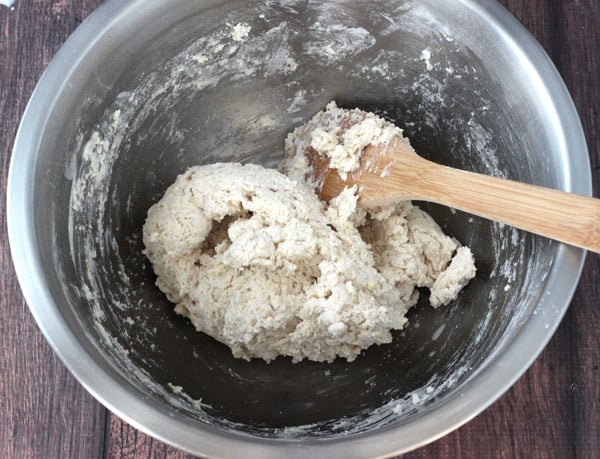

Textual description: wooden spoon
[309,136,600,253]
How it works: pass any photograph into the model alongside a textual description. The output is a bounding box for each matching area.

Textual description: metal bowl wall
[8,0,589,457]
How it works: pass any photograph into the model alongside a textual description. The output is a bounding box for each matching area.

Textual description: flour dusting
[65,0,534,440]
[304,23,375,64]
[230,22,251,41]
[420,48,433,71]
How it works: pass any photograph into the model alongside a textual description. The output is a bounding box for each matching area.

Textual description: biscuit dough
[143,103,476,363]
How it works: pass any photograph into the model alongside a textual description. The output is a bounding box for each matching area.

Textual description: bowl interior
[33,0,562,439]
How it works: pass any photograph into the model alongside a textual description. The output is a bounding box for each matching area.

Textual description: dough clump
[143,102,476,363]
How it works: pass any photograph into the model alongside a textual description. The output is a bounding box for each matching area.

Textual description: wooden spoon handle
[424,163,600,253]
[317,138,599,253]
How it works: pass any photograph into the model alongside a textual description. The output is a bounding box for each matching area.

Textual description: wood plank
[554,0,600,454]
[0,1,107,458]
[0,0,597,458]
[105,421,193,459]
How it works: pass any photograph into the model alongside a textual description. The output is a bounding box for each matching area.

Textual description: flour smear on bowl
[67,2,529,438]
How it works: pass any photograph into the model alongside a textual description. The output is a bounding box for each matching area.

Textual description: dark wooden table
[1,1,598,457]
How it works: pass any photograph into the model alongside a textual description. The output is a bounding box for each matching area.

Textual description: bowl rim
[7,0,590,457]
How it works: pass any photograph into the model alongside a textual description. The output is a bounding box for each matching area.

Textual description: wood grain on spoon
[312,136,600,253]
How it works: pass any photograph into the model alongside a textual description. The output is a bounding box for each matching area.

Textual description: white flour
[303,23,376,64]
[420,48,433,71]
[230,22,251,41]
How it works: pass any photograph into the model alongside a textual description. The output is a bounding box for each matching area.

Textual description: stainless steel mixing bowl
[7,0,590,457]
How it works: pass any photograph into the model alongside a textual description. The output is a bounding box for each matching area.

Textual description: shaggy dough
[143,103,476,363]
[283,101,402,181]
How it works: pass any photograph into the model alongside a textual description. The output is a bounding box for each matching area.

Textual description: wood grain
[0,1,598,458]
[0,1,107,458]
